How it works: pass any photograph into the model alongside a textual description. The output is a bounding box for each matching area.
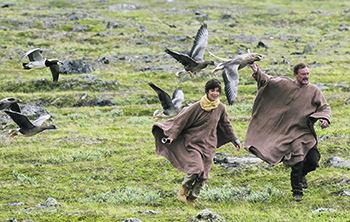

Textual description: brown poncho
[244,69,331,167]
[152,101,238,179]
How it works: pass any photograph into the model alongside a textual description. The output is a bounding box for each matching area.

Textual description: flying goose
[211,52,263,105]
[0,97,22,112]
[5,110,57,137]
[19,48,63,82]
[148,83,184,121]
[165,23,216,77]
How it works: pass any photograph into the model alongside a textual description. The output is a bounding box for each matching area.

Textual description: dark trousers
[291,147,320,194]
[182,173,207,199]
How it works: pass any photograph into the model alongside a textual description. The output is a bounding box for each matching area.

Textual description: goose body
[19,48,62,82]
[212,53,263,105]
[5,110,57,137]
[0,97,22,112]
[165,23,216,77]
[149,83,184,120]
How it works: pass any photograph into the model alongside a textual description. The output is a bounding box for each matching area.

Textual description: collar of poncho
[200,95,220,111]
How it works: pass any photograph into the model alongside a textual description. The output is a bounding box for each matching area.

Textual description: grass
[0,0,349,221]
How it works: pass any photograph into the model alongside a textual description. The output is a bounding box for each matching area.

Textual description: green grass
[0,0,349,221]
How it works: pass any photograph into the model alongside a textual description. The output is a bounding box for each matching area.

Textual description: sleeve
[216,106,238,147]
[254,69,274,89]
[309,89,331,124]
[163,103,201,140]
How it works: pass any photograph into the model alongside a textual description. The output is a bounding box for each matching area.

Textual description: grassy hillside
[0,0,349,221]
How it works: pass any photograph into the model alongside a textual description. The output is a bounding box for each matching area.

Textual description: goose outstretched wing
[149,83,175,111]
[189,23,208,61]
[19,48,43,62]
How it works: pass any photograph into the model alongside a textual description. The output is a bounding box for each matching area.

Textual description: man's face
[294,67,310,85]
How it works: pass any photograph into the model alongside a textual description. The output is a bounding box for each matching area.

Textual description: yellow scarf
[200,95,220,111]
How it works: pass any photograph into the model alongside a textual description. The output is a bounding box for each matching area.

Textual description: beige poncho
[152,101,238,179]
[244,69,331,167]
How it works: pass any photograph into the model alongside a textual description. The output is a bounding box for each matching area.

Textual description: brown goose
[165,23,216,77]
[0,97,22,112]
[149,83,184,121]
[5,110,57,137]
[211,52,263,105]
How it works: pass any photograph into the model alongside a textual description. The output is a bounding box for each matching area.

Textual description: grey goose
[149,82,184,121]
[211,52,263,105]
[5,110,57,137]
[165,23,216,77]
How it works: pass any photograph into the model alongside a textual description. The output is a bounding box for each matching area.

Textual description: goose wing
[171,87,184,108]
[18,48,43,62]
[222,64,240,105]
[149,83,175,111]
[189,23,208,61]
[165,48,197,67]
[32,114,51,126]
[49,64,60,82]
[4,110,34,129]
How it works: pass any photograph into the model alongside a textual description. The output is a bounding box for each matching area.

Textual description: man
[244,62,331,202]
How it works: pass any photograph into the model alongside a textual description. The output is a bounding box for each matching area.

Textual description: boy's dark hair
[205,78,222,94]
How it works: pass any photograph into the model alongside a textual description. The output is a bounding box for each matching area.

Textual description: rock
[60,60,94,74]
[73,97,115,107]
[192,9,201,15]
[221,14,232,19]
[283,58,291,65]
[345,97,350,105]
[69,15,79,20]
[123,218,142,222]
[108,4,137,11]
[41,197,62,207]
[8,202,25,206]
[257,41,268,49]
[224,156,264,164]
[303,45,313,53]
[311,208,338,213]
[313,83,328,90]
[324,157,350,168]
[339,24,350,31]
[137,210,157,215]
[195,14,208,19]
[311,10,323,14]
[194,209,226,222]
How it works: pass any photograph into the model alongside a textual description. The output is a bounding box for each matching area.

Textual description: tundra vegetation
[0,0,349,221]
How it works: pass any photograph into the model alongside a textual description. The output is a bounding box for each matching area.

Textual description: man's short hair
[205,78,222,94]
[293,62,308,74]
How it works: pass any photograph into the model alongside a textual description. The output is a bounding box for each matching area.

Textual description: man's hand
[319,119,329,129]
[236,143,242,151]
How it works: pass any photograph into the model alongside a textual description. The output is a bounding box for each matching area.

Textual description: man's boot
[292,190,303,202]
[177,185,190,204]
[186,197,196,206]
